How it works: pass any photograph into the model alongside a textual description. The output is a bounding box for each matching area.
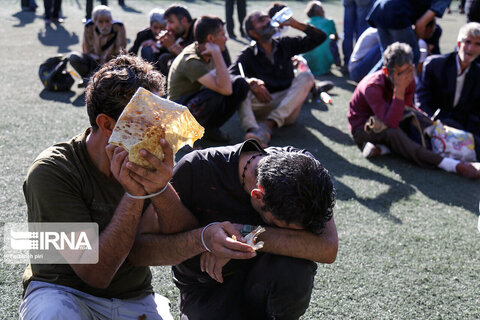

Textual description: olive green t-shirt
[167,42,214,101]
[22,129,153,299]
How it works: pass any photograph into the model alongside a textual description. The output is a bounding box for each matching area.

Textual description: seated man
[19,55,176,319]
[348,42,480,178]
[415,22,480,160]
[128,8,168,67]
[230,10,327,147]
[167,15,249,142]
[130,139,338,319]
[69,5,126,85]
[348,27,382,82]
[302,1,340,76]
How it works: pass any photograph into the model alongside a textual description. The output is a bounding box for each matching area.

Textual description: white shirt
[453,55,471,107]
[348,27,380,71]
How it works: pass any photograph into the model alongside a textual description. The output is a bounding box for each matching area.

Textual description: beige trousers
[238,71,314,131]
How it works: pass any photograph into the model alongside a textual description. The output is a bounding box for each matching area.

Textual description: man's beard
[99,26,112,35]
[256,24,277,42]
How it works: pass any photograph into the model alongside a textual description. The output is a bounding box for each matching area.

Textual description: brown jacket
[82,20,127,64]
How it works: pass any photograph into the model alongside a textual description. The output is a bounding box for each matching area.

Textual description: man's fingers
[214,263,224,283]
[159,139,174,168]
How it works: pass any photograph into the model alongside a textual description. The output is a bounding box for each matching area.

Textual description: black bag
[39,56,75,91]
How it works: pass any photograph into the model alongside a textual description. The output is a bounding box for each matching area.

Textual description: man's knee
[20,287,89,320]
[231,76,250,100]
[244,255,317,318]
[295,70,315,87]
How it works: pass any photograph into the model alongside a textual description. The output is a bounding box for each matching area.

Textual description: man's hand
[248,78,272,103]
[200,252,231,283]
[159,31,176,48]
[125,139,174,194]
[202,221,257,259]
[393,64,415,96]
[201,42,221,57]
[106,144,145,196]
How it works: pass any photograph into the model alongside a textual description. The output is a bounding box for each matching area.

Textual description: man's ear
[206,33,215,43]
[96,114,116,139]
[250,187,265,201]
[248,29,258,40]
[382,67,389,77]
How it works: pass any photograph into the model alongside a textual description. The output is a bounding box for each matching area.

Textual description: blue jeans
[348,42,382,82]
[376,26,420,65]
[19,281,173,320]
[342,0,374,65]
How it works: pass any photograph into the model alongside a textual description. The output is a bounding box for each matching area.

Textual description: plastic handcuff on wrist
[125,183,169,200]
[201,222,220,252]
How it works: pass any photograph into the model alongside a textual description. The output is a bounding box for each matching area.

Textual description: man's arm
[197,43,232,95]
[116,24,127,52]
[126,142,255,266]
[415,57,436,116]
[280,17,327,56]
[257,217,338,263]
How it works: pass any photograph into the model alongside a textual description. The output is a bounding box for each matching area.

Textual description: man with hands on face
[20,55,177,319]
[167,15,249,143]
[229,10,327,147]
[348,42,480,178]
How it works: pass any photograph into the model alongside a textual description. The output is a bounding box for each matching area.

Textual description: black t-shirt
[171,140,309,286]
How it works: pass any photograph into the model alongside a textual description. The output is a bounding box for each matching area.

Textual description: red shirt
[348,70,416,133]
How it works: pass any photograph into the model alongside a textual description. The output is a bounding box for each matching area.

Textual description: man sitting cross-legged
[230,10,327,147]
[348,42,480,179]
[167,15,249,142]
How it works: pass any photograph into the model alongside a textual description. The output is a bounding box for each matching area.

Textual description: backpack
[38,56,75,91]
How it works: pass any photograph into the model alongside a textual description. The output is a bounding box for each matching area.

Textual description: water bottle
[270,7,293,27]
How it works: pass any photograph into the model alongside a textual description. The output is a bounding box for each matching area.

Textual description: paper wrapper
[108,87,204,169]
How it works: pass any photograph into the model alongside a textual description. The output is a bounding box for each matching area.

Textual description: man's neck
[257,38,273,55]
[86,128,112,178]
[457,54,470,74]
[239,152,265,194]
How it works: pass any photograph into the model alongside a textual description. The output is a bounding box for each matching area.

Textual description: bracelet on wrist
[125,183,169,200]
[201,222,220,253]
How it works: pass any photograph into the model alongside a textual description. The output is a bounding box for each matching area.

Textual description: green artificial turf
[1,0,478,318]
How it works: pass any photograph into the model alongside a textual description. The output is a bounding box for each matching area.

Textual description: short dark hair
[164,4,193,24]
[86,55,164,128]
[256,152,335,235]
[243,11,261,37]
[267,2,287,18]
[194,15,224,44]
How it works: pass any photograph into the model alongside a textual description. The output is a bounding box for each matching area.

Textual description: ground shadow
[72,92,86,107]
[120,4,142,14]
[273,123,415,224]
[377,157,480,213]
[12,10,37,27]
[39,89,76,104]
[37,24,79,53]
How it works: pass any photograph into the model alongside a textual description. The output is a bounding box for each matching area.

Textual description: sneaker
[455,162,480,179]
[204,127,230,143]
[52,17,64,24]
[316,80,334,93]
[362,142,382,158]
[245,126,271,148]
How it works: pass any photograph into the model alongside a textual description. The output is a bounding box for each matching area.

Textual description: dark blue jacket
[415,52,480,137]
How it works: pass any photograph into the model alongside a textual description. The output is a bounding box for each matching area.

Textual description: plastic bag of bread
[108,87,204,170]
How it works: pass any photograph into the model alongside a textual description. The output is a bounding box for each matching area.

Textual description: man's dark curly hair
[256,152,335,235]
[86,54,165,128]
